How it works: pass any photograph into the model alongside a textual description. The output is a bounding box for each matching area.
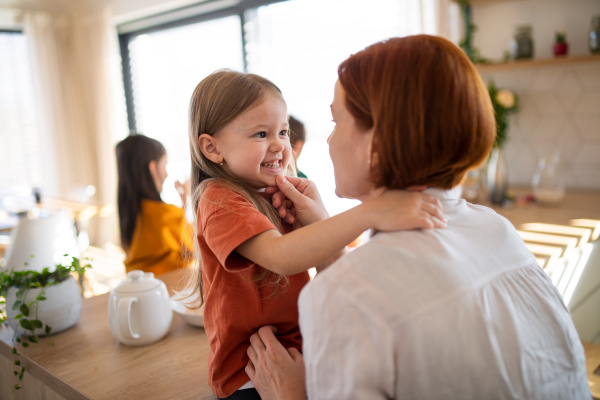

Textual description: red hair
[338,35,495,189]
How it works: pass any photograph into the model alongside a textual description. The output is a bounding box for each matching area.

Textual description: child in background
[116,134,193,275]
[288,115,307,178]
[186,69,446,399]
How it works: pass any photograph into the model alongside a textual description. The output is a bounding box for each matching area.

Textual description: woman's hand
[265,175,329,227]
[246,326,307,400]
[361,188,447,232]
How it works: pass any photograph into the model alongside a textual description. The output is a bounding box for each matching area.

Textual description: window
[0,32,42,191]
[121,0,443,214]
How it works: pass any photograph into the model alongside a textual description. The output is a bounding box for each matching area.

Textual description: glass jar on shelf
[590,14,600,54]
[532,149,565,206]
[512,25,534,59]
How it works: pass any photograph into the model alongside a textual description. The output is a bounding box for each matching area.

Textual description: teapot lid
[114,270,160,293]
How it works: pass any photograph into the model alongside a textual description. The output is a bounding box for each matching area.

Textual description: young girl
[186,69,445,399]
[116,134,193,275]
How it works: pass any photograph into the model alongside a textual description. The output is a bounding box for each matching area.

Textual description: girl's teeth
[262,160,280,168]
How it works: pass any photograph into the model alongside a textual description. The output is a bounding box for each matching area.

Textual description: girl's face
[151,154,168,193]
[213,91,291,188]
[328,80,376,201]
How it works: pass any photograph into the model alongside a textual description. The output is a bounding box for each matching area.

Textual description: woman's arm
[236,175,445,276]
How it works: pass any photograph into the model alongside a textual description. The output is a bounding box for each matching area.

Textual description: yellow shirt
[124,199,193,275]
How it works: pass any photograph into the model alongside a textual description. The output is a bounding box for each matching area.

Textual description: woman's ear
[149,159,157,178]
[198,134,222,164]
[367,128,378,168]
[148,160,160,192]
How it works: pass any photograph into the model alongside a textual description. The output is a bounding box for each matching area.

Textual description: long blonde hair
[185,69,295,307]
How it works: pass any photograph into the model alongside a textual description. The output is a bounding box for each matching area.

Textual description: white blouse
[298,188,590,400]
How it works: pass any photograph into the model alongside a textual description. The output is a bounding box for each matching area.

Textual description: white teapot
[108,270,173,346]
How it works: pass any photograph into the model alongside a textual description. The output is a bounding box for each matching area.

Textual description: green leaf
[20,303,29,317]
[36,295,47,301]
[45,325,52,334]
[19,366,25,380]
[14,359,20,366]
[13,370,18,376]
[28,336,38,343]
[14,314,23,319]
[12,300,21,311]
[31,319,43,329]
[12,347,17,354]
[21,342,29,348]
[19,319,32,330]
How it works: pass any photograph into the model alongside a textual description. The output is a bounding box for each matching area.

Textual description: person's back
[124,198,193,275]
[116,134,193,275]
[300,187,589,399]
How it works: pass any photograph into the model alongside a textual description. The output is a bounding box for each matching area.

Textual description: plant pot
[553,42,568,56]
[5,276,82,336]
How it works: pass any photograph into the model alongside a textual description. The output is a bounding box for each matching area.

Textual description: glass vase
[532,149,565,206]
[487,147,509,205]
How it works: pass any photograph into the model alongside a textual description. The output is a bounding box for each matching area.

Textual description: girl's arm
[236,176,446,276]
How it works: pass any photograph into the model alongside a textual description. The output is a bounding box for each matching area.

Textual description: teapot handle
[118,297,140,340]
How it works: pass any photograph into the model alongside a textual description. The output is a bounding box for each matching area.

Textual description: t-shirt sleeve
[299,272,395,400]
[199,185,277,272]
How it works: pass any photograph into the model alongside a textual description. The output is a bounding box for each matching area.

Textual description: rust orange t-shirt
[198,182,310,398]
[124,199,193,276]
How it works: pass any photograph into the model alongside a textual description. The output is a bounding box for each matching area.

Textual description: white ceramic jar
[108,270,173,346]
[6,275,82,336]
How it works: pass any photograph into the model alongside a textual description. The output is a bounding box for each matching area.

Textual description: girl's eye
[279,130,289,137]
[254,131,267,138]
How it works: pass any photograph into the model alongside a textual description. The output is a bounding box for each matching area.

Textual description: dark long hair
[116,134,166,250]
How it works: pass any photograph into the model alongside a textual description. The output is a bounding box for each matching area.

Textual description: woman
[245,35,590,399]
[116,134,193,275]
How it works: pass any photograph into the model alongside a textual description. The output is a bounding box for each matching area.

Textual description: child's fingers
[422,195,446,223]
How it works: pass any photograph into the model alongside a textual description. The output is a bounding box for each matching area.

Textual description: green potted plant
[0,256,90,390]
[554,29,568,57]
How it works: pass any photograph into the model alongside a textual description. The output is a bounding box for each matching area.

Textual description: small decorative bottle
[512,25,534,59]
[590,15,600,54]
[532,149,565,206]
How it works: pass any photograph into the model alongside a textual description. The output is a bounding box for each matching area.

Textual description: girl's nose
[269,137,284,153]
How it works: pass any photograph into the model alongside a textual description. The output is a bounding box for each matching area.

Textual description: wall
[472,0,600,190]
[478,59,600,190]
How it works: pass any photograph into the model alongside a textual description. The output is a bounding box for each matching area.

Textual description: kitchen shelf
[476,53,600,72]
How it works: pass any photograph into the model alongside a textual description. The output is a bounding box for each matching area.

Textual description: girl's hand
[174,180,190,209]
[265,175,329,227]
[361,189,447,232]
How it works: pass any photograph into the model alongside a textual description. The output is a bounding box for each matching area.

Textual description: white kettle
[108,270,173,346]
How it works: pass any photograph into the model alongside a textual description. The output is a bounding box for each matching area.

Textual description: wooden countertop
[487,188,600,229]
[0,269,217,400]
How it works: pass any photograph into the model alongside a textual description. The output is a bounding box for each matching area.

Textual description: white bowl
[170,297,204,327]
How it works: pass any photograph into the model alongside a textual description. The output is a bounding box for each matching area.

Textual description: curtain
[23,7,125,246]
